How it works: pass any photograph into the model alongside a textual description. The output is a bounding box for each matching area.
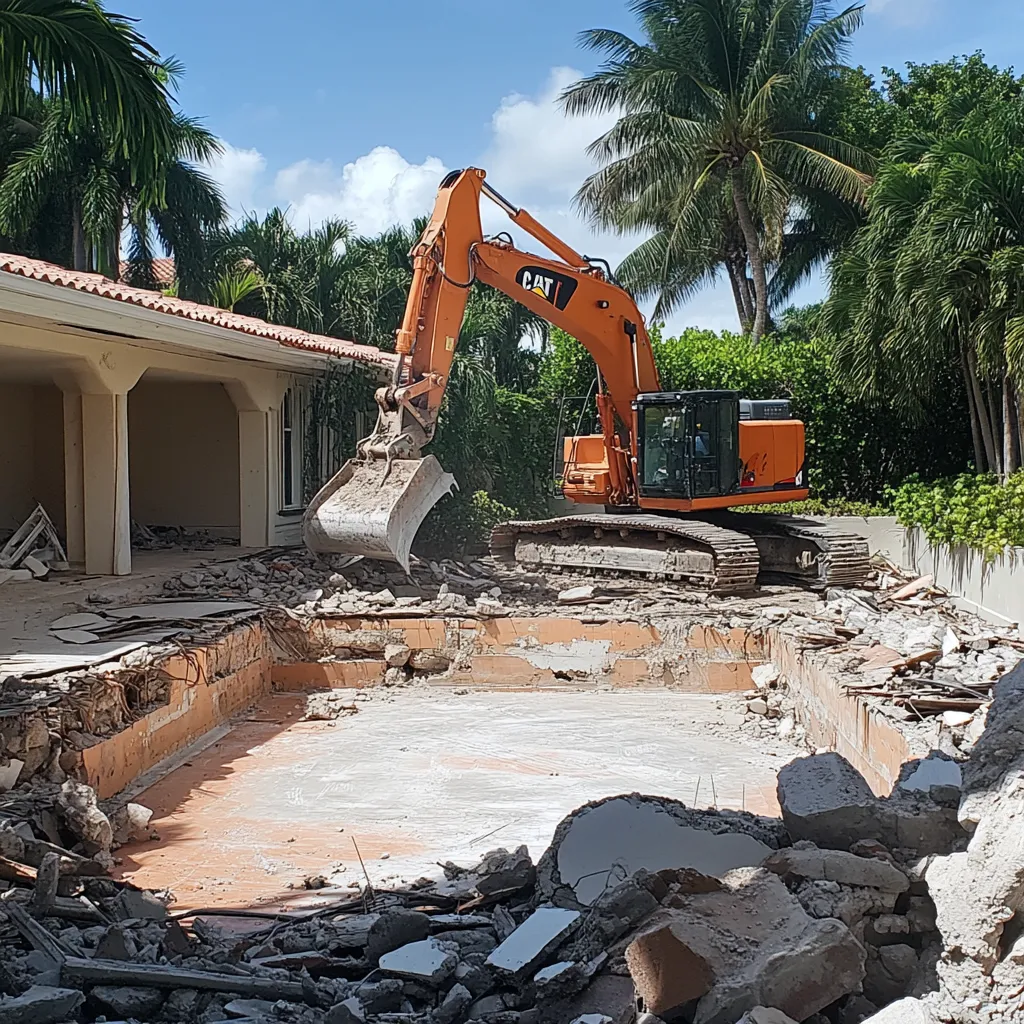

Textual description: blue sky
[122,0,1023,333]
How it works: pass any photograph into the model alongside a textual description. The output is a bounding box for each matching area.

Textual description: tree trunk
[730,165,768,344]
[726,258,752,332]
[71,205,87,272]
[961,351,985,471]
[968,350,997,472]
[1005,374,1019,476]
[988,378,1004,477]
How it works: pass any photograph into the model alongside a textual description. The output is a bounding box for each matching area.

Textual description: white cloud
[274,147,447,237]
[865,0,938,25]
[204,142,265,217]
[484,67,617,200]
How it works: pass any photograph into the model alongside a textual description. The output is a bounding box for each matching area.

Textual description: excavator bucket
[302,455,456,572]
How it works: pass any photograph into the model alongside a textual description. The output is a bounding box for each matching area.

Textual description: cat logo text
[515,266,578,311]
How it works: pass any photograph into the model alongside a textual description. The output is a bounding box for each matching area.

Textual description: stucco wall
[129,379,240,532]
[32,384,65,530]
[0,383,64,534]
[0,383,34,531]
[830,515,1024,628]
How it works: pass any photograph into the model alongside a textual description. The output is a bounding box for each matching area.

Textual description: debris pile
[3,740,1013,1024]
[0,505,68,582]
[808,576,1023,723]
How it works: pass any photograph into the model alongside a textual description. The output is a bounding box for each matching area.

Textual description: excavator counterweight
[302,167,869,591]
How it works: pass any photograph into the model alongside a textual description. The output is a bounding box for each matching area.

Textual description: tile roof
[0,253,395,368]
[118,257,177,284]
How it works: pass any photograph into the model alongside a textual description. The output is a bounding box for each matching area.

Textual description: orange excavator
[303,168,869,594]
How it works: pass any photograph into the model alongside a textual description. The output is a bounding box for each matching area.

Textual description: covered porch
[0,256,390,576]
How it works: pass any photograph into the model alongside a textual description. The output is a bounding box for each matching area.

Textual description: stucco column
[237,409,271,548]
[81,391,131,575]
[56,352,145,575]
[227,375,289,549]
[61,391,85,568]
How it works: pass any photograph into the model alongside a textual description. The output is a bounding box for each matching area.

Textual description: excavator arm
[303,167,658,569]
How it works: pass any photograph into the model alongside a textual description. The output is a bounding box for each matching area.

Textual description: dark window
[283,390,294,507]
[692,400,719,497]
[641,405,688,493]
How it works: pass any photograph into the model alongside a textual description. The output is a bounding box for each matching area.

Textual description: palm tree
[562,0,872,342]
[0,99,225,277]
[0,0,174,177]
[825,109,1024,478]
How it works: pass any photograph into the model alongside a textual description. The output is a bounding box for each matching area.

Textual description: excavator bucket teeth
[302,456,456,572]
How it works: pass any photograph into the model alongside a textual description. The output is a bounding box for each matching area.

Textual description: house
[0,254,393,576]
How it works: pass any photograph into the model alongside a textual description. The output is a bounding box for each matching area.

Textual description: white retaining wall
[830,516,1024,628]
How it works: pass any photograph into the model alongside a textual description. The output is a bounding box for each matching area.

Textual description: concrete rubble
[3,543,1024,1023]
[0,703,1019,1024]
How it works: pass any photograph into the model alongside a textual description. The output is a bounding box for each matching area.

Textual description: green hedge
[890,472,1024,557]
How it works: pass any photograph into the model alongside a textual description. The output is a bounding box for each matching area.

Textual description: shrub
[890,472,1024,556]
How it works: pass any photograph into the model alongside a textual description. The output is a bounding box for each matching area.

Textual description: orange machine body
[562,420,809,509]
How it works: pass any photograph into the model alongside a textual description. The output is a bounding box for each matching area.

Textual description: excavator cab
[635,391,740,500]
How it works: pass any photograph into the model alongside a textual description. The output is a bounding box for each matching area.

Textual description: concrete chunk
[626,922,714,1014]
[90,985,165,1019]
[639,867,864,1024]
[859,997,939,1023]
[365,908,431,964]
[486,906,581,976]
[0,986,85,1024]
[777,753,891,850]
[326,996,367,1024]
[737,1011,799,1024]
[762,847,909,892]
[434,983,472,1024]
[378,937,457,983]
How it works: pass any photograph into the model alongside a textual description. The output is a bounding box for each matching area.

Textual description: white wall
[831,516,1024,628]
[129,380,240,533]
[0,383,64,534]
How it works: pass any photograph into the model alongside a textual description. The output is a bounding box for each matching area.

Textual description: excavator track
[704,513,871,589]
[490,514,761,595]
[491,513,872,594]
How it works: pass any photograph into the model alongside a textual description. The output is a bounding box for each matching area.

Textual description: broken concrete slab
[365,908,431,964]
[858,996,939,1023]
[777,753,891,851]
[647,867,865,1024]
[486,906,581,976]
[538,794,785,906]
[625,921,714,1014]
[49,612,111,632]
[105,600,259,620]
[0,985,84,1024]
[378,937,458,983]
[89,985,165,1019]
[761,847,909,892]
